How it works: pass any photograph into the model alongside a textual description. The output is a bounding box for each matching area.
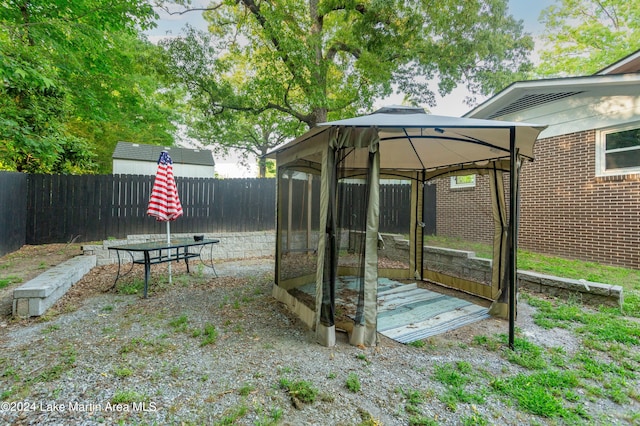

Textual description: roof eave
[465,73,640,119]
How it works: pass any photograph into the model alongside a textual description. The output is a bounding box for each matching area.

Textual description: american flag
[147,151,183,221]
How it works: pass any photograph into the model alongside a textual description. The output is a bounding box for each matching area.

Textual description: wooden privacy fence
[0,172,414,249]
[26,175,277,244]
[0,172,27,256]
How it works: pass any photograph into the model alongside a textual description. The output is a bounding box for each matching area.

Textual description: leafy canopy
[537,0,640,76]
[160,0,534,176]
[0,0,176,173]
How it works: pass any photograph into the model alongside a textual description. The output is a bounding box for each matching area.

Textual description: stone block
[12,255,96,317]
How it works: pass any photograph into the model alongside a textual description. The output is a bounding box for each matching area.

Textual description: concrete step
[13,255,96,318]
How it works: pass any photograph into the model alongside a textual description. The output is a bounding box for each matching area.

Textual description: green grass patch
[498,335,547,370]
[119,336,172,356]
[433,363,469,388]
[397,387,428,405]
[168,314,189,332]
[433,362,484,411]
[528,296,640,346]
[111,389,148,404]
[423,235,493,259]
[215,404,248,425]
[461,414,490,425]
[0,275,22,289]
[517,251,640,290]
[345,372,361,393]
[237,383,255,397]
[408,416,438,426]
[117,278,145,295]
[491,370,581,419]
[200,323,218,346]
[278,378,318,404]
[113,366,133,378]
[34,347,77,382]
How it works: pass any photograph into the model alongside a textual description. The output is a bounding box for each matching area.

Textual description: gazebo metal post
[410,177,424,280]
[508,127,518,350]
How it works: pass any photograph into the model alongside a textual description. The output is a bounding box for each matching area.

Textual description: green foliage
[537,0,640,77]
[34,347,77,382]
[433,363,469,388]
[398,387,427,405]
[238,383,255,397]
[215,404,248,425]
[161,0,533,165]
[117,278,144,295]
[0,0,177,173]
[0,275,22,289]
[408,416,438,426]
[111,389,148,404]
[433,362,485,411]
[168,314,190,332]
[278,378,318,404]
[345,372,361,393]
[491,371,580,419]
[530,297,640,345]
[499,335,548,370]
[200,323,218,346]
[113,366,133,378]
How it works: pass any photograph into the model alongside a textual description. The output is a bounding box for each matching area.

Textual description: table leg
[114,250,122,287]
[185,247,191,274]
[143,250,151,298]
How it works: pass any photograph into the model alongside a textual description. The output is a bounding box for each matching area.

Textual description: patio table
[108,238,220,298]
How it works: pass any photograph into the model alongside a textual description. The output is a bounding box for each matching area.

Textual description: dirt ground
[0,243,565,352]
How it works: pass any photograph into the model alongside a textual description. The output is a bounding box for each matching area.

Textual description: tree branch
[156,2,225,16]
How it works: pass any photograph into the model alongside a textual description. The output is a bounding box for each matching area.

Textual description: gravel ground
[0,257,635,425]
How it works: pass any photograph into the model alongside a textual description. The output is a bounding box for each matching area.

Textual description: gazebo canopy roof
[268,106,546,175]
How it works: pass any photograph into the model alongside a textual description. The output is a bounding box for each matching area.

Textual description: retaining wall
[382,234,623,308]
[82,231,276,266]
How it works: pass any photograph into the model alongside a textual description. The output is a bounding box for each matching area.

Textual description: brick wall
[432,129,640,269]
[519,130,640,269]
[435,174,507,245]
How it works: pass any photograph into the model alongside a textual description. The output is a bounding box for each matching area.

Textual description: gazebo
[267,106,546,347]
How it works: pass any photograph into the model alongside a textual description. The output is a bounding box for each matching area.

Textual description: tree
[0,0,177,173]
[537,0,640,76]
[160,0,534,173]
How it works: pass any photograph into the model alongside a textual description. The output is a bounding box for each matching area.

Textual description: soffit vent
[487,91,584,119]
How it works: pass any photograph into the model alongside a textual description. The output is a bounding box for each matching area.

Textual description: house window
[450,175,476,188]
[597,124,640,176]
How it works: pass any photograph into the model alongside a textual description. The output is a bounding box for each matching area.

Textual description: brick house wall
[434,174,497,246]
[519,130,640,269]
[433,130,640,269]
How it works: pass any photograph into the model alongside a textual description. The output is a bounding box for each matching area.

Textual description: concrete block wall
[82,231,276,266]
[422,246,493,285]
[518,270,623,308]
[13,255,96,317]
[380,233,623,308]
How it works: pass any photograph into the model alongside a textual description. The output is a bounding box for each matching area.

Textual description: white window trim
[596,122,640,177]
[450,175,476,189]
